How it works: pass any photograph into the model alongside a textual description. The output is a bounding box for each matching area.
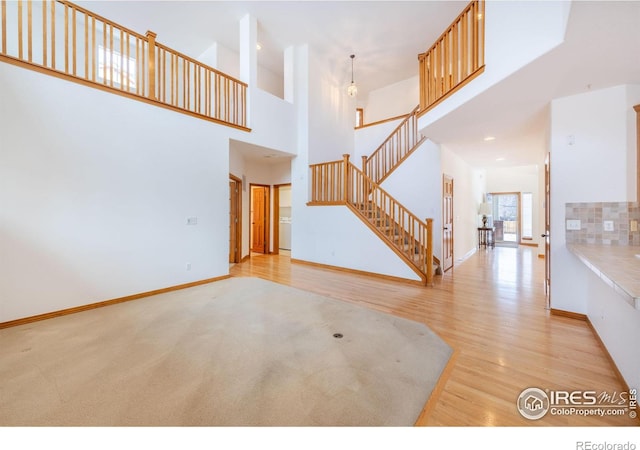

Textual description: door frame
[250,183,271,254]
[272,183,292,256]
[442,174,454,272]
[229,174,242,263]
[544,153,551,308]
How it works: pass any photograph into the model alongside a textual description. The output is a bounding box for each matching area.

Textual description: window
[355,108,364,128]
[98,44,137,89]
[521,192,533,240]
[487,192,519,243]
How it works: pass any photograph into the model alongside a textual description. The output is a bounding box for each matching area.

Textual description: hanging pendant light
[347,54,358,97]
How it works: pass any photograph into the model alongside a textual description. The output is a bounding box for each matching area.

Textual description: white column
[239,14,257,87]
[284,45,294,104]
[239,14,257,127]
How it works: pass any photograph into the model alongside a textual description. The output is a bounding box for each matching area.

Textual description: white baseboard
[456,247,477,264]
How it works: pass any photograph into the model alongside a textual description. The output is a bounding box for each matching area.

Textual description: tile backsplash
[565,202,640,245]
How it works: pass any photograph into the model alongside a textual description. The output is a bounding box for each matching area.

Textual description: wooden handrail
[418,0,485,114]
[346,161,433,281]
[362,105,425,184]
[154,41,247,125]
[354,112,410,130]
[309,157,434,283]
[0,0,248,129]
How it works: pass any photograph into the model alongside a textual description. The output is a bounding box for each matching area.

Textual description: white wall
[217,43,241,80]
[248,88,296,154]
[258,65,285,100]
[354,119,404,165]
[419,0,571,130]
[550,85,638,313]
[307,48,356,164]
[586,266,640,389]
[381,140,443,261]
[627,85,640,202]
[290,45,311,261]
[364,76,419,124]
[299,207,421,281]
[485,165,541,250]
[442,146,486,263]
[0,63,233,323]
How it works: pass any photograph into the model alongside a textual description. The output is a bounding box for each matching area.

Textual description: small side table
[478,227,495,249]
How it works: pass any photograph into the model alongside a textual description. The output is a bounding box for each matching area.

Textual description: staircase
[361,105,426,184]
[309,154,438,285]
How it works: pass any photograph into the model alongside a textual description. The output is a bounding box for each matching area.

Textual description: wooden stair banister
[309,157,436,285]
[361,105,426,185]
[346,161,434,284]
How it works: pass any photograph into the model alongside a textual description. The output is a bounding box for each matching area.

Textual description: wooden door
[251,185,269,254]
[543,153,551,305]
[229,177,241,263]
[442,175,454,272]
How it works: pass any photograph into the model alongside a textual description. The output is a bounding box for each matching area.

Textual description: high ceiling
[422,0,640,168]
[78,1,467,96]
[77,1,640,169]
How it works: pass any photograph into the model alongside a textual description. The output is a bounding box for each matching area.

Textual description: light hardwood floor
[231,246,636,426]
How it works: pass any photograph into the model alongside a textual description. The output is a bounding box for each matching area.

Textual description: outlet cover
[566,219,581,231]
[603,220,614,232]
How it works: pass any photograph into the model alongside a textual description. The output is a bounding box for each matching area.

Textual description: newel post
[343,154,350,203]
[425,218,434,286]
[361,155,369,203]
[146,30,157,100]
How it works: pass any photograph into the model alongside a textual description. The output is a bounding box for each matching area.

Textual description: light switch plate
[186,217,198,225]
[566,219,581,231]
[603,220,614,232]
[631,220,638,232]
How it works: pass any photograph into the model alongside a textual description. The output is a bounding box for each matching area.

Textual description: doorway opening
[250,184,270,254]
[487,192,520,247]
[273,184,292,256]
[229,175,242,264]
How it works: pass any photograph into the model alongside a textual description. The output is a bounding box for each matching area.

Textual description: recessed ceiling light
[484,136,496,141]
[256,43,262,50]
[496,157,505,161]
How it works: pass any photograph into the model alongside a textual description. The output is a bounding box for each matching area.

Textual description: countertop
[567,244,640,309]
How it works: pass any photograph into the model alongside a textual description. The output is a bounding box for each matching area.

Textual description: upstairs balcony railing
[0,0,248,130]
[418,0,485,114]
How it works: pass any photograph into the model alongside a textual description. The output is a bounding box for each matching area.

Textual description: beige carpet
[0,277,452,426]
